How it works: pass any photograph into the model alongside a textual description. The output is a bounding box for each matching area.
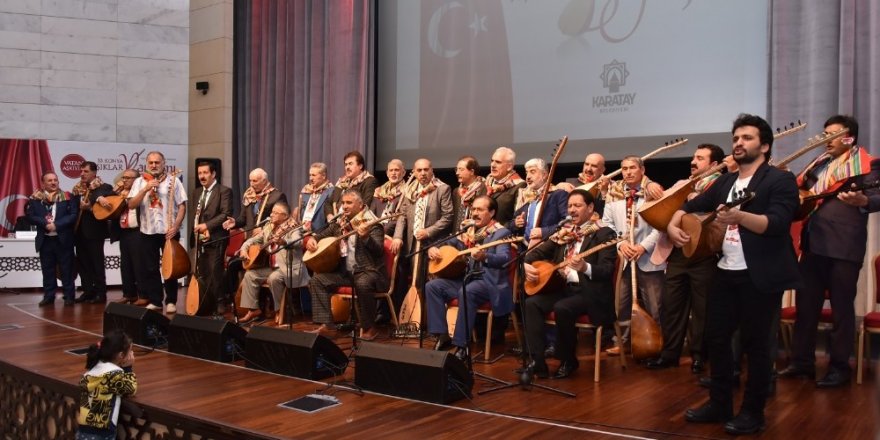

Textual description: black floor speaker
[354,342,473,404]
[245,326,348,380]
[167,314,247,362]
[103,303,169,347]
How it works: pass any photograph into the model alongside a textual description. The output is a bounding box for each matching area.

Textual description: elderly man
[509,157,568,248]
[575,153,609,215]
[238,202,309,323]
[127,151,187,313]
[372,159,407,235]
[72,160,114,304]
[298,162,334,233]
[485,147,525,225]
[426,195,513,360]
[27,172,78,306]
[307,191,387,340]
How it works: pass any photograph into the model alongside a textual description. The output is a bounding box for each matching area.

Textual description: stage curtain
[0,139,54,236]
[233,0,375,206]
[768,0,880,313]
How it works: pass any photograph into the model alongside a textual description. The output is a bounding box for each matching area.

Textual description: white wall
[0,0,189,146]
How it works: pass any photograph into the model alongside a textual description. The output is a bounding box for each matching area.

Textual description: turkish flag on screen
[419,0,514,149]
[0,139,54,236]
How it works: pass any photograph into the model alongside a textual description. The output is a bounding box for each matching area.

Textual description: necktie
[626,188,639,228]
[525,201,537,239]
[414,194,427,238]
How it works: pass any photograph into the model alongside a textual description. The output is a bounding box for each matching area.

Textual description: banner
[0,139,188,237]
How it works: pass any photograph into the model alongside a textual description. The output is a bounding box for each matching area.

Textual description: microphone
[327,211,346,223]
[555,216,573,228]
[256,217,271,227]
[459,219,477,229]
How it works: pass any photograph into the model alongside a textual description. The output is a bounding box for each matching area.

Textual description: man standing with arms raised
[669,114,801,435]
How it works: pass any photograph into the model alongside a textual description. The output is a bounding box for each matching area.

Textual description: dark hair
[196,161,216,174]
[344,151,365,167]
[569,189,595,206]
[458,155,480,172]
[732,113,773,160]
[81,161,98,172]
[824,114,859,144]
[697,143,725,165]
[473,195,497,218]
[86,329,132,369]
[41,171,57,182]
[273,201,291,214]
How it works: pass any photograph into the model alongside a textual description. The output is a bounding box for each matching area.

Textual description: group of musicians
[27,114,879,435]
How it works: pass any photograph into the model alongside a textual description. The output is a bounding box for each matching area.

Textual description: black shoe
[38,298,54,307]
[646,357,678,370]
[526,359,550,379]
[543,344,556,359]
[552,360,579,379]
[691,359,705,374]
[816,370,850,388]
[723,412,765,435]
[452,346,469,362]
[86,295,107,304]
[74,293,95,303]
[684,402,733,423]
[433,334,452,351]
[63,299,75,306]
[777,364,815,379]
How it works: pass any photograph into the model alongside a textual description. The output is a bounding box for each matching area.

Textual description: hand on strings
[666,224,690,247]
[427,247,440,260]
[715,205,743,226]
[523,263,538,282]
[838,186,868,207]
[567,254,586,272]
[472,249,487,262]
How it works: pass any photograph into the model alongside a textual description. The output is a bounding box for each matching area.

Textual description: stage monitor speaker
[245,326,347,380]
[167,314,247,362]
[103,303,169,347]
[194,157,221,186]
[354,342,472,404]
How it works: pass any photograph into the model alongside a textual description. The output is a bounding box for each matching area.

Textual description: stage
[0,288,875,439]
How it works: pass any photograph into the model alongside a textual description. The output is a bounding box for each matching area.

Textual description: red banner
[0,139,55,236]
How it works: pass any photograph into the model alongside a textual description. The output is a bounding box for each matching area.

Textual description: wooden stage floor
[0,288,875,439]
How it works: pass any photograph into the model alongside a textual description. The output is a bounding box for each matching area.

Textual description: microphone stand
[458,258,511,390]
[272,226,307,330]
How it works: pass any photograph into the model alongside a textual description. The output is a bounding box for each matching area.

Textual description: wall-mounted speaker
[354,342,472,404]
[167,314,247,362]
[103,303,169,347]
[245,326,348,380]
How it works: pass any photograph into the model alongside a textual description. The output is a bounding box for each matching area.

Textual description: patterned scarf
[72,176,104,196]
[335,170,374,191]
[486,171,524,196]
[800,146,874,195]
[374,180,405,202]
[694,172,722,194]
[605,176,652,203]
[515,182,548,210]
[143,172,167,208]
[577,172,600,185]
[30,189,69,204]
[458,177,485,205]
[405,178,440,202]
[551,221,601,245]
[301,181,330,195]
[462,220,500,248]
[242,183,276,207]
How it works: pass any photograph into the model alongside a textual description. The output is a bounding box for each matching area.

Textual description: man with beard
[72,161,114,304]
[325,151,378,219]
[372,159,407,235]
[190,161,232,315]
[452,156,486,228]
[646,144,725,374]
[485,147,526,225]
[669,114,801,435]
[127,151,188,313]
[27,172,78,306]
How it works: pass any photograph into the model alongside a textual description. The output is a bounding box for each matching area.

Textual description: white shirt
[718,176,752,270]
[564,234,593,283]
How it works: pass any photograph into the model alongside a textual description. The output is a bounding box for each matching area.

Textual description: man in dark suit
[298,162,334,233]
[306,190,388,340]
[325,151,378,218]
[668,114,802,435]
[26,172,78,306]
[485,146,525,225]
[190,161,233,315]
[452,155,486,228]
[508,157,568,248]
[72,161,114,304]
[522,189,617,379]
[780,115,880,388]
[222,167,287,304]
[426,195,514,359]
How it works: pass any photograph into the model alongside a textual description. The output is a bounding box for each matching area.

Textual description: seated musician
[238,202,310,323]
[306,190,388,340]
[426,195,513,360]
[522,189,617,379]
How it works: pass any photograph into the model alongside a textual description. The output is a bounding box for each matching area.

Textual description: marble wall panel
[118,0,188,27]
[0,0,41,15]
[41,52,117,72]
[41,87,116,107]
[0,84,40,104]
[0,48,41,68]
[40,0,118,22]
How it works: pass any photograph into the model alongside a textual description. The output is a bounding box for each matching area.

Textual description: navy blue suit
[26,196,78,301]
[507,189,568,243]
[425,226,513,348]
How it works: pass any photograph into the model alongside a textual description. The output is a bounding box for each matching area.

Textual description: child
[76,329,137,440]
